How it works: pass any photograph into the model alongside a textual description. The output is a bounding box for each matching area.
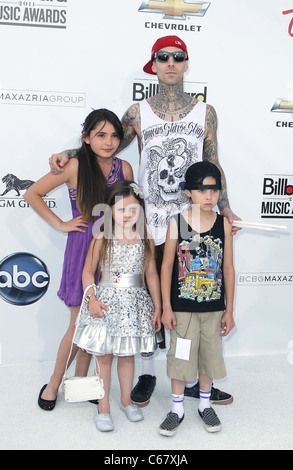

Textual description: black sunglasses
[153,51,187,63]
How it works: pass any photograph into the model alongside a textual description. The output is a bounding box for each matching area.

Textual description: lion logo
[0,174,35,197]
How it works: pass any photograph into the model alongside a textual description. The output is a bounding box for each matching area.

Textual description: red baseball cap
[143,35,189,75]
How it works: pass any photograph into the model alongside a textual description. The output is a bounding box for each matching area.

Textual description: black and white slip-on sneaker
[198,407,222,433]
[159,411,184,437]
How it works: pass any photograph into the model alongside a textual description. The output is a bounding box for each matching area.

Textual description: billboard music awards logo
[132,78,208,102]
[0,172,56,209]
[261,174,293,219]
[0,0,67,29]
[138,0,210,32]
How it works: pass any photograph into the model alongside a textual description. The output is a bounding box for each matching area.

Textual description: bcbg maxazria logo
[0,89,86,108]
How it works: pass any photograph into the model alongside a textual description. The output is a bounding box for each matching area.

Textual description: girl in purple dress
[24,109,133,410]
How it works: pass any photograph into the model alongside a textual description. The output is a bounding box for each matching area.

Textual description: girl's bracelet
[86,293,96,302]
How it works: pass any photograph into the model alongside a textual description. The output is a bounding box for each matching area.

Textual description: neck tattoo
[149,80,196,121]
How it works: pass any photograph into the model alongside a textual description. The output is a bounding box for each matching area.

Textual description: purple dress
[57,156,125,307]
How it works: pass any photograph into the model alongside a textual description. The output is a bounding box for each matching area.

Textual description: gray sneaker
[159,411,184,436]
[198,407,222,433]
[120,403,144,422]
[95,412,114,432]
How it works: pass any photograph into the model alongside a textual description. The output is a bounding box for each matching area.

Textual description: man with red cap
[123,35,237,408]
[122,35,237,237]
[49,35,238,409]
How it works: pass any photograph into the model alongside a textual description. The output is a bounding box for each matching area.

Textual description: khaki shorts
[167,310,226,382]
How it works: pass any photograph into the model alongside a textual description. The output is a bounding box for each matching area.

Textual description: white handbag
[62,285,105,403]
[62,358,105,403]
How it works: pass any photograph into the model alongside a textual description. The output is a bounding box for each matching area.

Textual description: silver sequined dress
[73,240,156,356]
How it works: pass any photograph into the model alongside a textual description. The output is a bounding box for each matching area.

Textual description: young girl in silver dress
[24,109,133,411]
[74,180,161,432]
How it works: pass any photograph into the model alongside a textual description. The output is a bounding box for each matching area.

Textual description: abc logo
[0,252,50,306]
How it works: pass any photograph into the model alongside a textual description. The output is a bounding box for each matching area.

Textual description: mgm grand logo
[0,173,56,208]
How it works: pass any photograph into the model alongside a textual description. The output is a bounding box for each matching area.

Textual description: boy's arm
[221,218,236,336]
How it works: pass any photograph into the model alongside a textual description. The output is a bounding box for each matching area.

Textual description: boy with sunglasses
[49,35,239,409]
[159,161,235,436]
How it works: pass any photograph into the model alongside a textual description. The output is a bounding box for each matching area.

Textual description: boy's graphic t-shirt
[171,213,226,313]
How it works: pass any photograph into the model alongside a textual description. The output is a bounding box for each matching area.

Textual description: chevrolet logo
[138,0,211,20]
[271,99,293,115]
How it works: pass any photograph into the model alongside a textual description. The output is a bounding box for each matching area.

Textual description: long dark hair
[76,109,124,221]
[98,180,152,279]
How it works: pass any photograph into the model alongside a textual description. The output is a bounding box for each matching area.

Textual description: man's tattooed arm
[203,104,230,213]
[119,103,141,152]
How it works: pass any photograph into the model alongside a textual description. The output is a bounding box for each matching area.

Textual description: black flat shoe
[38,384,57,411]
[88,399,99,405]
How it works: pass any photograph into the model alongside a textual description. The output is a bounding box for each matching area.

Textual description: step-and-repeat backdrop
[0,0,292,364]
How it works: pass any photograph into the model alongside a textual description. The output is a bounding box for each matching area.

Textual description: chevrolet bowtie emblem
[271,99,293,115]
[139,0,210,20]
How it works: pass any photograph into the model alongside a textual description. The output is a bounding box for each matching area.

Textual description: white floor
[1,353,292,451]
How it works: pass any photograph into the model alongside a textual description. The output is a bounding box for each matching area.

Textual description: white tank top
[138,99,206,245]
